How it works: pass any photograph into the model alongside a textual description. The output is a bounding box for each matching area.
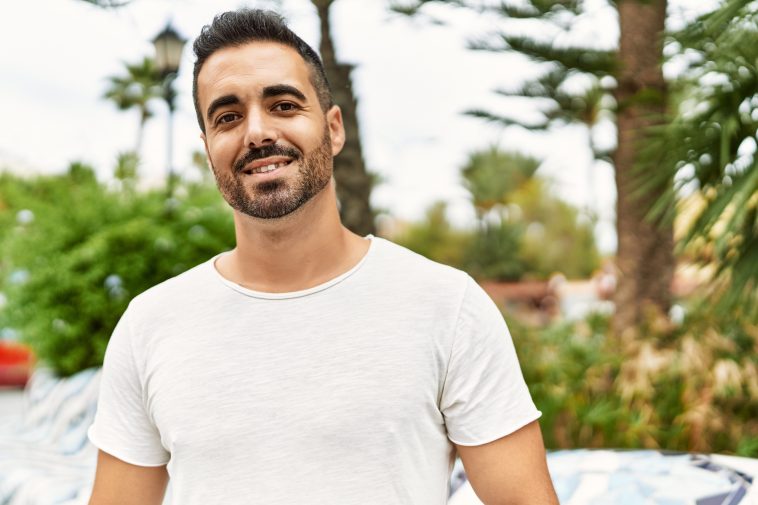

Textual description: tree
[393,0,673,333]
[460,149,533,279]
[648,0,757,316]
[461,147,599,279]
[394,201,473,268]
[312,0,376,236]
[514,178,600,279]
[608,0,673,334]
[462,148,540,218]
[103,57,164,155]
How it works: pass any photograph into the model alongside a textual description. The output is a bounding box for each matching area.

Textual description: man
[87,9,558,505]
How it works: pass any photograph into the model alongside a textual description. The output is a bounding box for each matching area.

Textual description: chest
[141,310,450,460]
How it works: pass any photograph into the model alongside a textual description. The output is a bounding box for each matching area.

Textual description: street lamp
[152,22,186,197]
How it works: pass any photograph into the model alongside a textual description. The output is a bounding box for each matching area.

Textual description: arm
[455,420,558,505]
[88,450,169,505]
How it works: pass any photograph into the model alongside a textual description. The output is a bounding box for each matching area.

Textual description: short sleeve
[440,276,541,446]
[88,306,170,466]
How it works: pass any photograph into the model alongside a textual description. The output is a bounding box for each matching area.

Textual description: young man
[87,9,558,505]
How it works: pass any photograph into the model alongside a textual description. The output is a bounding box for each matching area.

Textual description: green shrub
[0,168,234,376]
[513,301,758,455]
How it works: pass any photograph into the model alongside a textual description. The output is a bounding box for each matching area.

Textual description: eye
[273,102,299,112]
[216,112,240,125]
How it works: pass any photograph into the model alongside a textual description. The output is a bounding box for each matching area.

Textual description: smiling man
[87,9,558,505]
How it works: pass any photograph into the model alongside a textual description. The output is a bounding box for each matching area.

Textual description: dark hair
[192,9,333,133]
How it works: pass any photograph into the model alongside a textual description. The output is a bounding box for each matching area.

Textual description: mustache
[233,144,302,174]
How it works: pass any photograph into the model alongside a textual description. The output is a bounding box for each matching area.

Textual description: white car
[450,449,758,505]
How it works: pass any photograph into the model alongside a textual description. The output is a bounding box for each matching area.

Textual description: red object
[0,341,34,387]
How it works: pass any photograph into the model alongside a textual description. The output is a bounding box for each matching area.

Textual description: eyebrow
[205,85,309,123]
[262,84,307,102]
[206,94,240,122]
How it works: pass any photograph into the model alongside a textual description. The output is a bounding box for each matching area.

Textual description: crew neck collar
[210,235,376,300]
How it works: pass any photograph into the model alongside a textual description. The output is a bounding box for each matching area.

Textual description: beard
[210,128,333,219]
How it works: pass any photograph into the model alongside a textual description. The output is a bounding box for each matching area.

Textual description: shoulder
[125,256,219,321]
[371,240,503,328]
[366,237,476,310]
[370,237,470,287]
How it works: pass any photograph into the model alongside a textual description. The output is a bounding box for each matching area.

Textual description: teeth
[251,161,287,174]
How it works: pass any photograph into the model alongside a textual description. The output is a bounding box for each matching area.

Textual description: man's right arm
[88,450,169,505]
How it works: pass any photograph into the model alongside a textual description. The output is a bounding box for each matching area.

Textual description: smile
[242,159,293,175]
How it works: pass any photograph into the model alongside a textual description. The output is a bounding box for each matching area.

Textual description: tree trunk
[312,0,376,236]
[612,0,674,335]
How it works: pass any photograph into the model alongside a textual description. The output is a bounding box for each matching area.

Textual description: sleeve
[440,276,542,446]
[87,305,170,466]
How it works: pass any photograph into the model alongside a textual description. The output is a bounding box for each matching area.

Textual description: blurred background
[0,0,756,460]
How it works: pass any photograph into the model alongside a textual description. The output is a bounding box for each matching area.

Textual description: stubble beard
[210,128,333,219]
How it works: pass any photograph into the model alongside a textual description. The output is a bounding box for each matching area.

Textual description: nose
[243,107,277,148]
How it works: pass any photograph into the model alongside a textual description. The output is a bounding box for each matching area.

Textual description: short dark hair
[192,9,333,133]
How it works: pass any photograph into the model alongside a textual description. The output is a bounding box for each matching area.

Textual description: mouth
[241,158,294,176]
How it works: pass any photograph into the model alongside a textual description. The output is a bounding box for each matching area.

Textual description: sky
[1,0,710,254]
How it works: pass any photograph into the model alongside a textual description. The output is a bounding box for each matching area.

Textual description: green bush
[0,166,234,376]
[393,201,473,270]
[463,220,525,281]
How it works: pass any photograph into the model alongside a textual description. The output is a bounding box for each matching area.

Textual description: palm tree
[648,0,757,316]
[460,149,538,281]
[461,147,540,219]
[312,0,376,236]
[394,0,673,334]
[103,57,164,155]
[611,0,673,334]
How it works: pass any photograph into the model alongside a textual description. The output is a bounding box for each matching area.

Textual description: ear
[326,105,345,156]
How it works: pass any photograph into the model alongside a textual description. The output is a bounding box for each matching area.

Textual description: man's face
[197,42,344,219]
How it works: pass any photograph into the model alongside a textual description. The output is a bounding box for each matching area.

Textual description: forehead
[197,41,315,106]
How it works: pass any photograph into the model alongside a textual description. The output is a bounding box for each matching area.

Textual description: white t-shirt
[88,237,540,505]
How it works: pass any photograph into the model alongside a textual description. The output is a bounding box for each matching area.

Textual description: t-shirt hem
[88,427,170,467]
[447,410,543,447]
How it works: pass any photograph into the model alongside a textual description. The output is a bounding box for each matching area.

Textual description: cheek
[206,137,238,167]
[293,123,329,152]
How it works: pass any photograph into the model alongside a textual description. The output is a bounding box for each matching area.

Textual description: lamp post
[152,22,186,197]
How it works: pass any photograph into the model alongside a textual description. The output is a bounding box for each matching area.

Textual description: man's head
[193,9,345,220]
[192,9,333,134]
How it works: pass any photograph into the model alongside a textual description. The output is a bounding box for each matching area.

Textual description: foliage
[463,219,525,280]
[392,0,617,160]
[458,148,531,279]
[0,166,235,376]
[646,0,758,315]
[393,0,677,332]
[513,178,599,279]
[515,299,758,455]
[393,201,473,269]
[461,147,600,279]
[103,57,165,153]
[462,149,540,215]
[395,147,600,280]
[395,200,598,283]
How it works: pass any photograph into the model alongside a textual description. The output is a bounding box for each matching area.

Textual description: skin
[89,41,558,505]
[456,421,559,505]
[88,451,168,504]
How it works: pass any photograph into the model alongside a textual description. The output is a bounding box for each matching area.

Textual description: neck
[216,181,370,293]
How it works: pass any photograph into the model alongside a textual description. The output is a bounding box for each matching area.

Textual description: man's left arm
[455,420,559,505]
